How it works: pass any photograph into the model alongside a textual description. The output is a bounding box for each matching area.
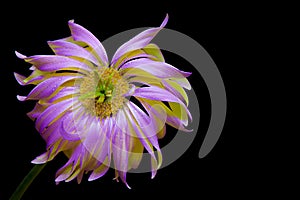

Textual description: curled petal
[14,73,27,85]
[17,75,81,101]
[88,158,110,181]
[170,77,191,90]
[111,14,168,64]
[81,118,109,165]
[35,99,79,133]
[138,99,192,132]
[124,103,160,178]
[112,110,131,189]
[15,51,27,59]
[31,152,50,164]
[121,58,191,79]
[134,86,191,121]
[23,55,92,72]
[68,20,108,66]
[47,87,78,103]
[55,149,81,183]
[162,79,189,105]
[48,40,99,66]
[60,118,81,141]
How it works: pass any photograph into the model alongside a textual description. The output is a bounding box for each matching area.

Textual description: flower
[14,14,192,188]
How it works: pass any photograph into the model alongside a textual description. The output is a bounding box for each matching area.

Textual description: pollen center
[79,67,129,118]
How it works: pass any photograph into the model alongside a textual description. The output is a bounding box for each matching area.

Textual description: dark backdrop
[0,1,249,199]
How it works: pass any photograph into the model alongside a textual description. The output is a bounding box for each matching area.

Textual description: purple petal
[162,79,188,105]
[55,152,79,183]
[14,73,27,85]
[43,119,62,148]
[138,98,192,132]
[48,40,99,66]
[29,66,36,70]
[123,84,136,97]
[111,110,131,188]
[47,86,78,103]
[76,171,84,184]
[14,72,44,86]
[121,58,191,79]
[124,103,158,177]
[35,99,78,133]
[32,137,73,164]
[58,107,88,141]
[68,20,108,66]
[88,161,109,181]
[113,53,155,69]
[170,77,191,90]
[134,86,192,122]
[126,102,163,176]
[27,103,46,120]
[82,118,109,164]
[15,51,26,59]
[111,14,168,64]
[31,152,50,164]
[60,114,82,141]
[126,102,164,143]
[126,102,160,137]
[166,115,193,132]
[24,55,92,72]
[134,86,185,105]
[18,75,81,101]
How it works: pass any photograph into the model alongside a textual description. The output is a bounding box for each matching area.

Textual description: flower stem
[9,164,46,200]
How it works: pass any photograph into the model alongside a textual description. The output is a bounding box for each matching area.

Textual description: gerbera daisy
[14,14,192,188]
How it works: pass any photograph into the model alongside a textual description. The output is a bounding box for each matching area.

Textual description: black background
[0,1,263,199]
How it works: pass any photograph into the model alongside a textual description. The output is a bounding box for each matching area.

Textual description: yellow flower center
[79,67,129,118]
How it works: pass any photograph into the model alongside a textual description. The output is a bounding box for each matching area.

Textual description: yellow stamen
[79,67,129,118]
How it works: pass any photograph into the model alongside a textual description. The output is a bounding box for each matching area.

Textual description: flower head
[15,14,192,188]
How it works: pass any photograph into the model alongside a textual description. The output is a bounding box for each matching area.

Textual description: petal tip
[16,95,26,101]
[88,177,95,182]
[151,171,157,179]
[125,182,131,189]
[47,40,54,45]
[31,159,46,164]
[160,14,169,28]
[15,51,26,59]
[185,72,192,77]
[14,72,26,85]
